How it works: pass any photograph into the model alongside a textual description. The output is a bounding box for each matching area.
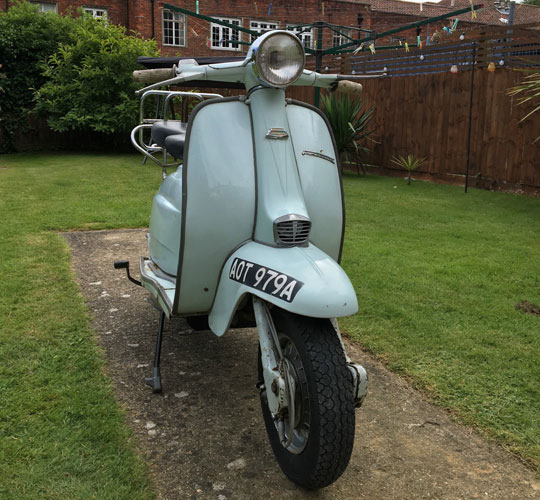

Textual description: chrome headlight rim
[254,31,305,88]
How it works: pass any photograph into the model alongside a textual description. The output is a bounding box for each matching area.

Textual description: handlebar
[333,80,363,95]
[133,67,177,84]
[133,62,382,95]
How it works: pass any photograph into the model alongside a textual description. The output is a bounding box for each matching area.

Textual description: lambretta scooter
[117,31,369,489]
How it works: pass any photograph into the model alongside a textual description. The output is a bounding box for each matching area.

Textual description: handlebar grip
[335,80,363,95]
[133,67,176,83]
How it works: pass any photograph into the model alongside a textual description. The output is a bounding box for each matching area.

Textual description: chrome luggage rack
[130,89,223,169]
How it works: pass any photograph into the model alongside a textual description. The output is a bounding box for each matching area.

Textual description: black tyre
[258,308,355,489]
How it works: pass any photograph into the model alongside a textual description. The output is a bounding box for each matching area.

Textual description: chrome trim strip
[301,150,335,164]
[139,257,174,316]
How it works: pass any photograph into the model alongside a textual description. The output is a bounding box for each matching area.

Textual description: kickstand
[145,311,165,393]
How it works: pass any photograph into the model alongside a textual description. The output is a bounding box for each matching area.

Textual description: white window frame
[287,26,314,50]
[32,2,58,13]
[211,17,242,52]
[249,20,279,43]
[332,28,352,48]
[83,7,108,20]
[162,9,186,47]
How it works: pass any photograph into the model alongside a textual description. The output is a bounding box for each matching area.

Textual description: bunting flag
[196,0,199,14]
[369,43,376,54]
[405,42,409,52]
[268,2,272,16]
[254,2,258,14]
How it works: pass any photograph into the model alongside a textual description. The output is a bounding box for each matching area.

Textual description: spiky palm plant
[320,92,375,175]
[390,155,425,185]
[508,70,540,143]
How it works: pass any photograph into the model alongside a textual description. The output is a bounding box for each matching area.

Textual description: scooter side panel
[286,103,344,262]
[148,167,183,275]
[174,98,255,315]
[208,241,358,336]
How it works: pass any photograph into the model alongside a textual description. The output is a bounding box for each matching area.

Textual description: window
[249,20,279,43]
[211,17,241,51]
[287,26,314,49]
[83,7,108,20]
[332,28,352,48]
[32,2,57,13]
[162,9,186,47]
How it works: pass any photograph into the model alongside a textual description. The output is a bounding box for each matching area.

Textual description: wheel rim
[275,333,310,455]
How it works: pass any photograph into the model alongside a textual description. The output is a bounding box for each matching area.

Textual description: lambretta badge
[229,258,303,303]
[266,128,289,140]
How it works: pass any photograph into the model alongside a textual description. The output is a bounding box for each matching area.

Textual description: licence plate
[228,258,303,303]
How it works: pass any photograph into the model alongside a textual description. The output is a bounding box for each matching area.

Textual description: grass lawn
[0,153,538,498]
[341,173,540,468]
[0,153,160,499]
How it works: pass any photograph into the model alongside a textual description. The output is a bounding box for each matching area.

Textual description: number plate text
[228,258,303,303]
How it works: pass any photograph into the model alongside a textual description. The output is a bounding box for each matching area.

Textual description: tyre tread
[267,309,355,489]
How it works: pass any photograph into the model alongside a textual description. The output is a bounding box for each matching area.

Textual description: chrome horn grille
[274,214,311,247]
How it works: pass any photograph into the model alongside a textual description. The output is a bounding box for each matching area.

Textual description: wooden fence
[358,68,540,192]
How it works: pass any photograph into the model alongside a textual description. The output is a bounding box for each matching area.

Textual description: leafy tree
[523,0,540,6]
[0,1,75,151]
[35,14,158,134]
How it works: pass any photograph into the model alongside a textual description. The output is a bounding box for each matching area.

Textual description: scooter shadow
[136,316,330,499]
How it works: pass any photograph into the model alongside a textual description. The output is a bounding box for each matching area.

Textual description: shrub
[508,70,540,143]
[0,1,75,151]
[35,14,158,135]
[390,154,425,185]
[320,92,375,175]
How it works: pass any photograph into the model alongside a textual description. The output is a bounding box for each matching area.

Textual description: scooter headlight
[255,32,305,87]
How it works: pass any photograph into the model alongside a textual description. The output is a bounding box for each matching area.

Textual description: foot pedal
[113,260,142,287]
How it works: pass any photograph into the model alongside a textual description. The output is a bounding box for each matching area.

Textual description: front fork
[252,296,368,420]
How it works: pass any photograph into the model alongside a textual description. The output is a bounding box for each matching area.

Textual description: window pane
[162,9,186,46]
[33,2,57,13]
[211,18,241,51]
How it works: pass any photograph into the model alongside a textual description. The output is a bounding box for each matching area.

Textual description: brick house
[2,1,539,57]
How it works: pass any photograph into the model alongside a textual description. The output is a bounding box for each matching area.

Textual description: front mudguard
[208,242,358,336]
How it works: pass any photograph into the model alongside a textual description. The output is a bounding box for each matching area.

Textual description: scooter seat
[164,133,186,160]
[152,120,187,152]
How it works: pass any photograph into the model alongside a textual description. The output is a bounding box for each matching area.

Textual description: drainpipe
[151,0,155,39]
[126,0,129,30]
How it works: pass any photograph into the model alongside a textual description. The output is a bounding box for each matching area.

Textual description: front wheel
[258,308,355,489]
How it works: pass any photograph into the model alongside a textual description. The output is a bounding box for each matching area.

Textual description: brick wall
[0,1,485,58]
[151,0,371,57]
[2,0,128,27]
[0,1,370,57]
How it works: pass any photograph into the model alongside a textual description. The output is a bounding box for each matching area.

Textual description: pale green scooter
[119,31,371,489]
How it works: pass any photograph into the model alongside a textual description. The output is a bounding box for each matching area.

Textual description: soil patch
[63,229,539,500]
[516,301,540,317]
